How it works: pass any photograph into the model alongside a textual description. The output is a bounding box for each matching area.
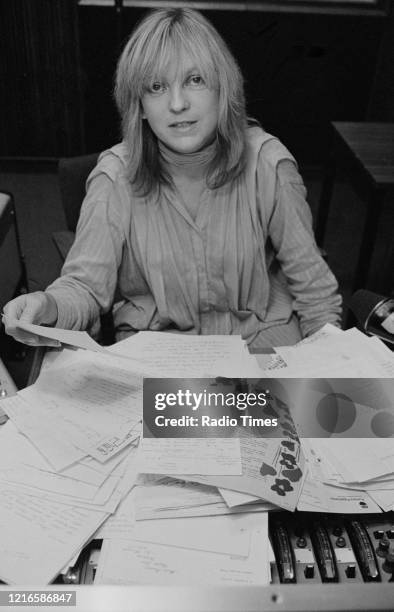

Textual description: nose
[169,84,190,113]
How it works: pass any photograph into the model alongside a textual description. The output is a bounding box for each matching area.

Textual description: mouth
[169,121,197,130]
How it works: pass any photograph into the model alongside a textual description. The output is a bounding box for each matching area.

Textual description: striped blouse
[46,127,342,348]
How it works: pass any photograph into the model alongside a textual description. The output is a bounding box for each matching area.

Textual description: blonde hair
[114,8,248,196]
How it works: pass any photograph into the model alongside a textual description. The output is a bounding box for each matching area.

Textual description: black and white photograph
[0,1,393,610]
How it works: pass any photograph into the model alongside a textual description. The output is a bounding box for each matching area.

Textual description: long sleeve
[267,159,342,337]
[45,173,125,331]
[44,130,342,344]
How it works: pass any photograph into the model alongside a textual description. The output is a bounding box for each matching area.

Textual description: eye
[147,81,166,94]
[186,74,206,88]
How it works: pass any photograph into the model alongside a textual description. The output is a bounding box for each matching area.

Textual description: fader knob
[304,564,315,579]
[378,538,390,552]
[382,552,394,574]
[345,564,356,579]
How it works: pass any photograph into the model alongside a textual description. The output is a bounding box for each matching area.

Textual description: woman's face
[141,56,219,154]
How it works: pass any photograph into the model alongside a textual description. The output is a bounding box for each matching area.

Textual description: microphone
[349,290,394,345]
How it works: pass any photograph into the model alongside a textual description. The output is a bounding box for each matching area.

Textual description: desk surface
[333,122,394,188]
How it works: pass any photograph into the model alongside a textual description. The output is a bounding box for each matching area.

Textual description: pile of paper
[109,330,263,377]
[264,324,394,515]
[0,417,141,583]
[0,331,274,586]
[92,332,277,586]
[109,331,307,513]
[268,324,394,378]
[93,479,271,586]
[0,323,392,586]
[298,437,394,514]
[0,349,145,583]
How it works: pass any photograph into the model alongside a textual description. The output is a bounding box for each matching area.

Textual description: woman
[4,7,342,349]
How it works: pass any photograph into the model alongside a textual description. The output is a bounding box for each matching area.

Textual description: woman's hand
[2,292,60,347]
